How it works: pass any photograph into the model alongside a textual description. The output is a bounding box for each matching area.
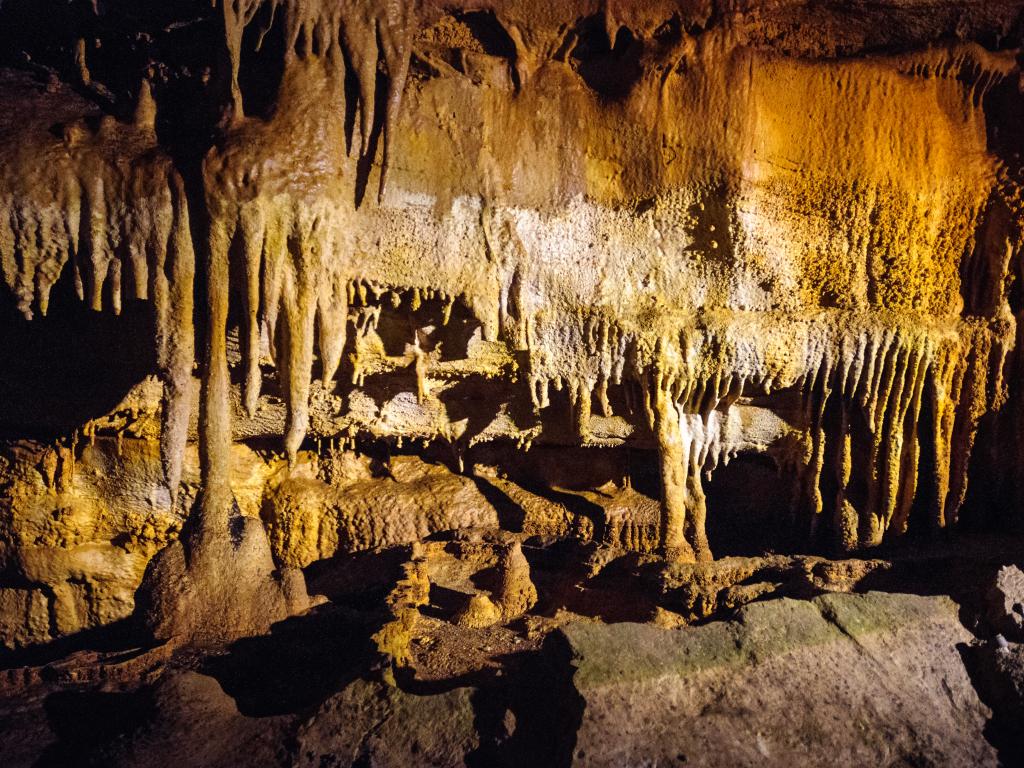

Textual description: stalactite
[339,1,378,158]
[376,0,417,202]
[570,379,592,442]
[221,0,269,119]
[261,205,289,365]
[220,0,418,200]
[0,88,196,502]
[239,202,266,417]
[155,176,196,503]
[317,264,349,387]
[280,217,318,464]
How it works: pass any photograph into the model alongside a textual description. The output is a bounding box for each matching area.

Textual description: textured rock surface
[0,5,1020,640]
[0,1,1023,761]
[263,455,502,566]
[100,671,294,768]
[294,679,479,768]
[2,586,1020,767]
[563,592,998,767]
[986,564,1024,641]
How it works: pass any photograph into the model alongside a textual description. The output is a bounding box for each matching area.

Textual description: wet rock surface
[0,1,1023,764]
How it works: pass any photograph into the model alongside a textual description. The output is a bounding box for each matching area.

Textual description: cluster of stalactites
[219,197,349,461]
[0,90,195,504]
[4,118,1011,557]
[790,321,1008,550]
[518,312,1011,558]
[220,190,469,463]
[204,0,426,466]
[896,43,1020,108]
[220,0,418,202]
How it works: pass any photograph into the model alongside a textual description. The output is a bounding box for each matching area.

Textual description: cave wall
[0,0,1022,649]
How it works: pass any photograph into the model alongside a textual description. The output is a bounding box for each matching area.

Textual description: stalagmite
[413,337,430,404]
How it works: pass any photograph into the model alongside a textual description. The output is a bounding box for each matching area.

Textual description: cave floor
[2,533,1024,768]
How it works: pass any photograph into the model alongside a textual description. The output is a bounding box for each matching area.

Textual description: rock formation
[0,0,1023,764]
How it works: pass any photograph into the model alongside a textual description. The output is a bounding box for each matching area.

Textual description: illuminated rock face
[0,0,1022,646]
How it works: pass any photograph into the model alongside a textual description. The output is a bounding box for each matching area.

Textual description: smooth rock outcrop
[562,592,998,767]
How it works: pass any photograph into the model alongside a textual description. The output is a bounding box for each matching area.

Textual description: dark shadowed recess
[0,271,155,441]
[570,15,644,100]
[0,618,144,671]
[393,631,585,768]
[703,454,796,557]
[959,641,1024,766]
[0,0,227,166]
[33,687,156,768]
[201,604,381,717]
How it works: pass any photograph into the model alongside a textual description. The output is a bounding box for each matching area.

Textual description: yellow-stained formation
[0,0,1022,645]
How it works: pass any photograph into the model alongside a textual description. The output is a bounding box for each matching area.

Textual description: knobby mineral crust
[0,1,1023,765]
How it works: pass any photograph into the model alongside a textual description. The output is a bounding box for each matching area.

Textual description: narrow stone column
[655,386,696,562]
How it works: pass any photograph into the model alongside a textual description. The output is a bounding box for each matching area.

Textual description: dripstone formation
[1,2,1024,766]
